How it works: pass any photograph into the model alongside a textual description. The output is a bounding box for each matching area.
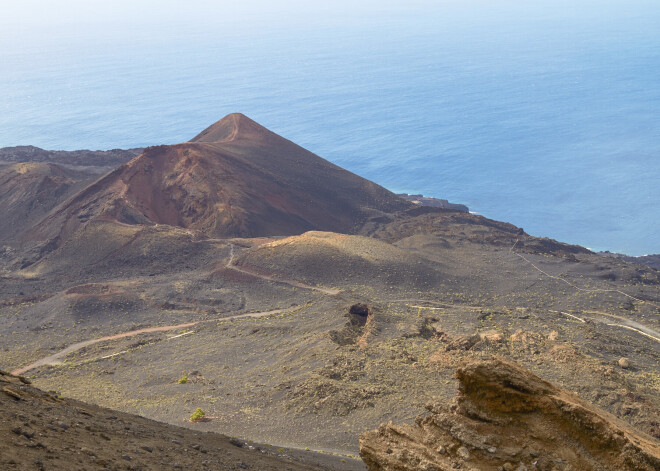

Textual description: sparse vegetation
[189,407,205,422]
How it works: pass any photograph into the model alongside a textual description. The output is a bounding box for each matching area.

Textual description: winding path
[225,243,341,295]
[13,238,659,375]
[12,242,341,376]
[509,240,660,309]
[11,307,293,376]
[583,310,660,342]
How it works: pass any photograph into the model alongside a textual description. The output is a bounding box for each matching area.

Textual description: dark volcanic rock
[397,193,469,212]
[349,303,370,326]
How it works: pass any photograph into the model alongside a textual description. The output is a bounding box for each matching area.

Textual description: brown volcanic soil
[27,113,410,246]
[0,115,659,464]
[0,370,364,471]
[233,231,450,291]
[6,228,659,456]
[360,358,660,471]
[0,162,97,244]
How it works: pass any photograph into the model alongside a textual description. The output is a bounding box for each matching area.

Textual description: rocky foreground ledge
[359,358,660,471]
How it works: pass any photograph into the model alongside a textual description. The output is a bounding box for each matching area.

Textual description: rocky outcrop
[359,358,660,471]
[329,303,373,346]
[397,193,469,213]
[348,303,371,327]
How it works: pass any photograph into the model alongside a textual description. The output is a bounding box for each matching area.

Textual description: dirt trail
[13,242,342,376]
[583,310,660,342]
[386,299,482,310]
[510,239,660,308]
[507,239,660,343]
[11,308,293,376]
[226,243,342,295]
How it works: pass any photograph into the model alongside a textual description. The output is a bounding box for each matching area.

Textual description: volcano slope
[25,113,409,247]
[0,114,659,461]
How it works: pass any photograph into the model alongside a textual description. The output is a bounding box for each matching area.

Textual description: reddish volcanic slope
[28,114,410,244]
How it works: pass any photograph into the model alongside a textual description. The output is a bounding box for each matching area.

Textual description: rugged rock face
[329,303,373,346]
[359,358,660,471]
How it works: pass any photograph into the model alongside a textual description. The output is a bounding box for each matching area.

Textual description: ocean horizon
[1,0,659,255]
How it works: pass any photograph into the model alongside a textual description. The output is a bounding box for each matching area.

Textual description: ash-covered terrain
[1,114,658,469]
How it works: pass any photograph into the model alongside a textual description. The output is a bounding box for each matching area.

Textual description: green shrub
[178,376,188,384]
[190,408,205,422]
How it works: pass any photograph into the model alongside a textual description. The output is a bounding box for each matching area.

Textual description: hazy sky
[1,0,453,50]
[2,0,649,40]
[1,0,436,27]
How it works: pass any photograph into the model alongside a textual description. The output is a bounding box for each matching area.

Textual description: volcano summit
[26,113,410,248]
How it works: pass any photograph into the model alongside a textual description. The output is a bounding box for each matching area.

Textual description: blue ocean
[1,0,659,255]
